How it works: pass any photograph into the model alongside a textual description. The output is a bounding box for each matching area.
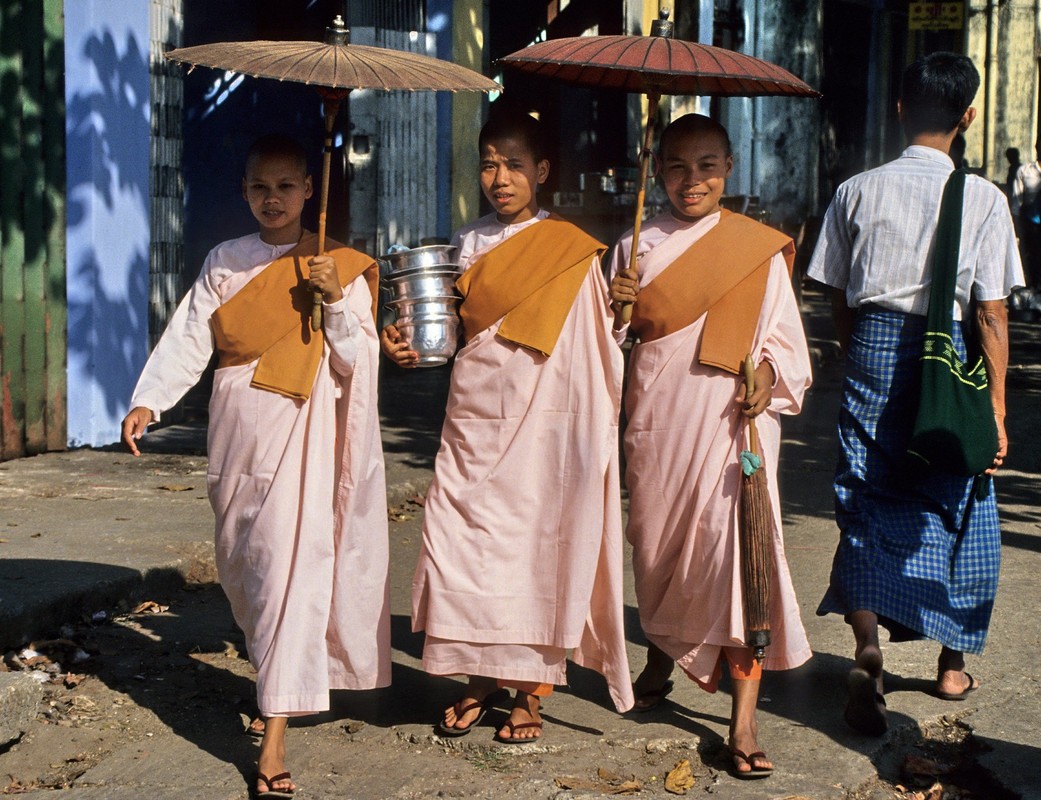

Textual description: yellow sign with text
[909,2,964,30]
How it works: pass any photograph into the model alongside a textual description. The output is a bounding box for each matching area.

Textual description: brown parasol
[499,8,819,324]
[166,16,499,329]
[740,354,773,662]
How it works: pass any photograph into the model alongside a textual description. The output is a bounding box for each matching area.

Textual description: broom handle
[743,354,759,456]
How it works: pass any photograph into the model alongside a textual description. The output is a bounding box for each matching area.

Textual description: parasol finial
[326,15,350,46]
[651,7,674,39]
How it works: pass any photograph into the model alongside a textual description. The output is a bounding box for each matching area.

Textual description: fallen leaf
[157,484,193,492]
[922,782,945,800]
[903,754,946,775]
[132,601,170,614]
[64,673,86,688]
[664,759,696,794]
[222,641,240,659]
[902,754,950,787]
[553,777,640,795]
[408,494,426,507]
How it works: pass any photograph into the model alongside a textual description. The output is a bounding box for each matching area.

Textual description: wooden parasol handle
[743,354,759,455]
[311,95,342,331]
[615,91,661,327]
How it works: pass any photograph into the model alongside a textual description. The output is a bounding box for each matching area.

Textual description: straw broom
[739,354,773,662]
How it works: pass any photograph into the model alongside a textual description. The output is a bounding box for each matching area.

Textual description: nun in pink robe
[609,211,813,688]
[412,210,635,714]
[130,233,391,716]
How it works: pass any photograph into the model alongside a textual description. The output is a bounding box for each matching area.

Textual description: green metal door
[0,0,66,460]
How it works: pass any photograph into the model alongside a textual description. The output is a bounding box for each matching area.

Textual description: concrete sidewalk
[1,291,1039,799]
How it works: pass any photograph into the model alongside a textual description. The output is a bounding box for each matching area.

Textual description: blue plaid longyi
[816,307,1000,655]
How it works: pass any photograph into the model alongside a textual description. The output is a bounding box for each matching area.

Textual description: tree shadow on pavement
[378,358,451,470]
[14,582,469,792]
[36,582,273,789]
[0,560,182,652]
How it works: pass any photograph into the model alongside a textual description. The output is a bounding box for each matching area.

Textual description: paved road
[1,289,1038,799]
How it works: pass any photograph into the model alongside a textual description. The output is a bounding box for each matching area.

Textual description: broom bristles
[740,468,774,642]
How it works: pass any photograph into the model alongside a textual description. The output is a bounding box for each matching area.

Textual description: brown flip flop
[255,771,294,799]
[844,666,888,736]
[494,718,543,744]
[436,690,504,737]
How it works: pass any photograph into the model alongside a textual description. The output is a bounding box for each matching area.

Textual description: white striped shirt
[807,146,1023,319]
[1010,160,1041,217]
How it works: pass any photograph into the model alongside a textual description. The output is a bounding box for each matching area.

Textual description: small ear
[536,159,550,185]
[304,174,314,199]
[896,99,904,122]
[725,154,734,178]
[241,178,248,201]
[958,107,976,132]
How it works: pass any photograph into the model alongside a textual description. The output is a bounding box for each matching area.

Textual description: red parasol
[499,9,819,323]
[167,16,499,329]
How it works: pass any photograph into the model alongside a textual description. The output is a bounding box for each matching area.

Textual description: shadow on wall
[64,24,152,444]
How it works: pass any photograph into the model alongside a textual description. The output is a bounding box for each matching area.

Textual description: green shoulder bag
[905,168,998,478]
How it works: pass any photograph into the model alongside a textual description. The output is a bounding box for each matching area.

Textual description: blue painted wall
[64,0,151,447]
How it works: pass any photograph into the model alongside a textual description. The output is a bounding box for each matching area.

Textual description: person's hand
[737,360,775,418]
[307,254,343,303]
[121,406,155,456]
[380,324,419,368]
[986,413,1008,475]
[609,267,639,313]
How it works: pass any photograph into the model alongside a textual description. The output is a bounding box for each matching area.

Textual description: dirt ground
[1,290,1037,798]
[0,555,1019,800]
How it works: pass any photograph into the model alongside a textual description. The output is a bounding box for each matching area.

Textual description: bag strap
[924,168,967,331]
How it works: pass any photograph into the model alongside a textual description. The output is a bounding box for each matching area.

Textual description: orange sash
[631,211,794,374]
[211,232,376,400]
[456,216,605,356]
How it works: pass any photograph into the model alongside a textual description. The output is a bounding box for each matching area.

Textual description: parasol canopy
[499,9,819,324]
[497,32,819,98]
[166,16,499,329]
[165,34,501,94]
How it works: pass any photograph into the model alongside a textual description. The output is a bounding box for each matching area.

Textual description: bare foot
[257,717,295,796]
[442,677,498,732]
[935,670,980,699]
[729,677,772,778]
[728,732,772,777]
[256,771,295,796]
[845,645,887,736]
[496,691,542,742]
[632,645,675,710]
[854,643,884,694]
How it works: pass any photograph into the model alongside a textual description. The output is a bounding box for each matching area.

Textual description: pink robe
[610,212,812,685]
[130,233,391,716]
[412,212,634,712]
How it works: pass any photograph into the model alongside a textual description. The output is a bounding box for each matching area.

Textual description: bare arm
[976,298,1009,473]
[829,287,856,354]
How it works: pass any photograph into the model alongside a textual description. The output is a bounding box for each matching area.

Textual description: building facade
[0,0,1036,456]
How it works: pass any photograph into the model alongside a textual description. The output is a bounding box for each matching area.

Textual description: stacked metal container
[377,244,462,367]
